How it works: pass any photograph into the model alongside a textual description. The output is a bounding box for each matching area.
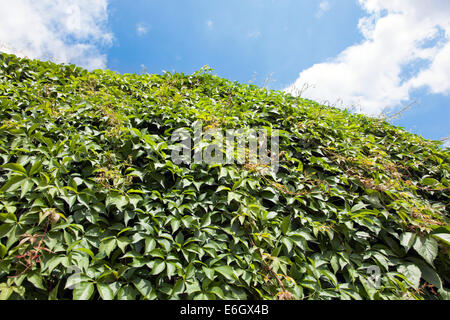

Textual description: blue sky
[106,0,364,89]
[0,0,449,146]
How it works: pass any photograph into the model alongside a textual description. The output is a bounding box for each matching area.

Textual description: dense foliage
[0,52,449,300]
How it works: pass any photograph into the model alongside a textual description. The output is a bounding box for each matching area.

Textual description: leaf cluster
[0,53,449,300]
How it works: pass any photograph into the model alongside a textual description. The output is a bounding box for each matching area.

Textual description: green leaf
[420,177,440,187]
[65,274,90,290]
[150,259,166,275]
[134,278,153,298]
[75,248,95,259]
[0,285,13,300]
[106,192,129,211]
[99,238,117,257]
[116,284,137,300]
[170,218,181,233]
[172,278,185,297]
[73,281,94,300]
[46,255,66,274]
[1,163,27,176]
[0,224,14,238]
[128,194,142,208]
[202,266,215,280]
[227,191,241,205]
[397,263,421,290]
[351,202,368,212]
[415,261,443,290]
[399,232,416,252]
[194,293,209,300]
[49,280,60,300]
[431,233,450,246]
[145,238,156,253]
[27,272,45,290]
[185,263,195,279]
[210,286,225,299]
[28,160,43,176]
[330,255,339,273]
[20,179,34,198]
[412,236,438,266]
[438,288,450,300]
[117,227,132,237]
[281,237,292,253]
[185,280,201,295]
[214,265,235,281]
[166,261,177,278]
[319,269,338,288]
[281,215,290,235]
[0,243,6,258]
[97,282,115,300]
[116,236,130,252]
[0,175,27,192]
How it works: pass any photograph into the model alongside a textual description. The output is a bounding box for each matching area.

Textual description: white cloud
[316,1,331,18]
[286,0,450,115]
[206,20,214,28]
[0,0,113,70]
[444,139,450,148]
[247,31,261,39]
[136,22,149,36]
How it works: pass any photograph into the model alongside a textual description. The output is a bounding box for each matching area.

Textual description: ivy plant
[0,52,448,300]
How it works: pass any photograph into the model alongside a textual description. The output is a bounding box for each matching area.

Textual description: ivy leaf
[106,192,129,211]
[420,177,440,187]
[116,236,130,252]
[1,163,27,176]
[134,278,153,298]
[127,194,142,209]
[399,232,416,252]
[117,284,137,300]
[150,259,166,275]
[75,248,95,260]
[99,238,117,257]
[20,179,34,198]
[73,281,94,300]
[0,224,14,238]
[227,191,241,205]
[65,274,91,290]
[351,202,368,212]
[172,278,185,297]
[431,233,450,246]
[46,255,66,274]
[210,286,225,299]
[412,236,438,266]
[202,266,215,281]
[185,280,201,295]
[0,175,27,192]
[414,260,443,290]
[281,237,293,253]
[214,265,235,281]
[28,160,43,177]
[0,243,6,258]
[397,263,421,290]
[281,216,290,235]
[97,282,115,300]
[144,238,156,253]
[0,285,14,300]
[27,272,46,290]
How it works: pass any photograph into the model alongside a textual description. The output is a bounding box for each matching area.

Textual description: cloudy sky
[0,0,449,146]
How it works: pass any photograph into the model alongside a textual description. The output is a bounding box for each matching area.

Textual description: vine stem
[243,223,288,295]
